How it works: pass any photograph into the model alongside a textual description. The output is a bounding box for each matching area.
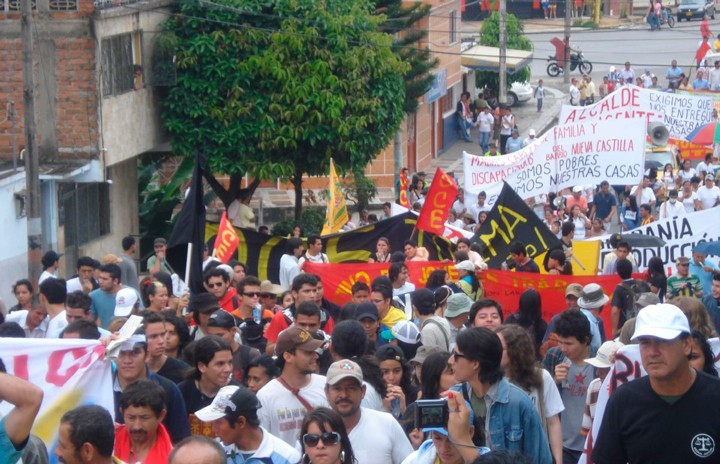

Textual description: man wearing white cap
[324,359,412,464]
[593,304,720,463]
[580,340,624,437]
[195,385,300,463]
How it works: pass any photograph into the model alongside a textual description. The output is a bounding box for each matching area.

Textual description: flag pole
[184,243,193,286]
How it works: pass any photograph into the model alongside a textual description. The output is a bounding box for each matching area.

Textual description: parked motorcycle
[547,50,593,77]
[658,6,675,27]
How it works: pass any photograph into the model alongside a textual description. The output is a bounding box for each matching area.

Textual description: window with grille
[449,10,458,45]
[440,87,454,115]
[61,183,111,247]
[49,0,77,11]
[4,0,36,11]
[101,32,142,97]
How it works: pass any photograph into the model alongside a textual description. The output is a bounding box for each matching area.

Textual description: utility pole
[498,0,507,105]
[21,0,42,283]
[564,0,571,83]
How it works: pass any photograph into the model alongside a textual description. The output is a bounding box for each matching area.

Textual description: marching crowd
[0,189,719,464]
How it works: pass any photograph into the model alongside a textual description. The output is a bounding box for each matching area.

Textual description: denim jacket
[453,379,552,464]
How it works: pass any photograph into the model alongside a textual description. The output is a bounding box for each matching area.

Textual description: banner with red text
[399,172,410,208]
[462,117,646,206]
[214,212,240,263]
[560,86,715,142]
[416,168,459,235]
[305,262,623,339]
[0,338,113,460]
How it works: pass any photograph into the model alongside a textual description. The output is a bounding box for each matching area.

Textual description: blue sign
[425,68,448,104]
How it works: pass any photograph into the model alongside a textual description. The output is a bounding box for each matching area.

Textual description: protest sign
[463,117,646,204]
[0,338,113,458]
[559,86,715,141]
[587,208,720,273]
[472,182,561,268]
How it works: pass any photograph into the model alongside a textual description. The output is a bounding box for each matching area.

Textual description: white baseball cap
[528,129,536,137]
[114,288,139,317]
[631,304,690,341]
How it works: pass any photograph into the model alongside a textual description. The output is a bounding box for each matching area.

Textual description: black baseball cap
[354,302,379,322]
[207,310,237,330]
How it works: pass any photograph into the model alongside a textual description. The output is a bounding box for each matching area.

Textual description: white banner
[0,338,113,458]
[579,338,720,463]
[588,207,720,273]
[462,118,646,206]
[559,86,715,139]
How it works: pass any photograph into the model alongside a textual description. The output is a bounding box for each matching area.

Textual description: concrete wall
[74,157,139,264]
[95,4,171,167]
[0,171,29,308]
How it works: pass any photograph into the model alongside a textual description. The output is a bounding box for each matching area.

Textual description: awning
[461,45,533,74]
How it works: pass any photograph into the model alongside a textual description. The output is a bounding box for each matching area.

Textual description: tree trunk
[293,168,303,222]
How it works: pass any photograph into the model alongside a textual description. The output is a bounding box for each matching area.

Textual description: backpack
[620,279,652,322]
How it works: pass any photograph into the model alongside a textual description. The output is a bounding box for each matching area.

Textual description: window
[440,87,454,115]
[49,0,77,11]
[101,32,142,97]
[449,10,458,45]
[61,183,110,247]
[3,0,36,11]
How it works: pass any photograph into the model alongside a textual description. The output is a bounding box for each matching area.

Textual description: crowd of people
[0,191,718,464]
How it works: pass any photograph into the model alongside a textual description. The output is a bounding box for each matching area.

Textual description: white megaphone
[647,121,669,147]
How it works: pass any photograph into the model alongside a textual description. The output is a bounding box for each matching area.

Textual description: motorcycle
[658,6,675,27]
[546,50,593,77]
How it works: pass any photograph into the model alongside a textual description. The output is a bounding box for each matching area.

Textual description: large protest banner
[472,182,561,268]
[206,213,455,282]
[463,117,646,204]
[587,208,720,273]
[305,263,621,339]
[0,338,113,461]
[559,86,715,150]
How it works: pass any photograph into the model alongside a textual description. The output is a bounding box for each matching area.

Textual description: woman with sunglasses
[300,407,356,464]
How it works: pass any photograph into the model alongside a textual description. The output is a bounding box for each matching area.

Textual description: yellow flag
[321,158,349,235]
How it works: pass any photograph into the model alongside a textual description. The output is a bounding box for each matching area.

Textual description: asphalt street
[526,16,720,88]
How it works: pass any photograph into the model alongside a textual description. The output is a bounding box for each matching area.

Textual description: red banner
[213,212,240,263]
[306,262,625,340]
[399,172,410,208]
[672,138,710,161]
[416,168,458,235]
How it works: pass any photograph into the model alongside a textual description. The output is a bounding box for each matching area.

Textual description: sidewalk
[429,86,565,180]
[461,15,644,41]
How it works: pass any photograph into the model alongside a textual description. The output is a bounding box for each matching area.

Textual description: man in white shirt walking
[325,359,413,464]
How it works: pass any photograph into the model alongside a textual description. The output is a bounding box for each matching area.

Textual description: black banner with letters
[472,182,561,269]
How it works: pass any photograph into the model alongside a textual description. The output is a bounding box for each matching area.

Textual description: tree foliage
[371,0,438,114]
[161,0,408,219]
[475,12,532,92]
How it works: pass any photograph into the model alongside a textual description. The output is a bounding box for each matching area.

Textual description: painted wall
[0,171,29,309]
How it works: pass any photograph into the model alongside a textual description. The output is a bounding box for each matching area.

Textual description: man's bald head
[169,436,226,464]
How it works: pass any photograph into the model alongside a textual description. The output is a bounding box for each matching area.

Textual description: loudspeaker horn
[647,121,669,147]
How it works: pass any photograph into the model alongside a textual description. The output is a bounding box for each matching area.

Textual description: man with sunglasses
[204,267,238,313]
[231,276,274,351]
[324,359,412,464]
[196,385,300,463]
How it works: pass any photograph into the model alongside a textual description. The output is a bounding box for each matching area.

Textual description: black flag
[472,182,561,269]
[166,153,206,295]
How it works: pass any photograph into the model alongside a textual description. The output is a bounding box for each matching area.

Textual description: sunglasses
[207,282,225,288]
[243,292,260,297]
[302,432,341,447]
[259,293,274,298]
[451,350,467,360]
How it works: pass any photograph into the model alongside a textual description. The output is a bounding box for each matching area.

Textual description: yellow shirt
[381,306,407,331]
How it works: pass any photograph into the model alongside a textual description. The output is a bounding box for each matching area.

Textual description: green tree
[160,0,408,221]
[475,12,532,93]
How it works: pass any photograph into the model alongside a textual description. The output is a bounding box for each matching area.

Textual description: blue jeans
[478,131,491,152]
[456,114,472,142]
[537,98,543,111]
[648,12,659,29]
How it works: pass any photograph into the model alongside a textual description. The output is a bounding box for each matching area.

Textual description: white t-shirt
[452,199,467,215]
[659,199,686,219]
[362,382,384,411]
[523,369,565,419]
[677,168,696,182]
[38,270,57,285]
[477,112,494,133]
[629,186,656,205]
[681,191,699,213]
[696,185,720,209]
[66,277,85,294]
[572,216,587,240]
[298,252,329,269]
[257,374,329,446]
[469,203,491,223]
[46,311,69,338]
[227,200,255,228]
[349,408,413,464]
[392,282,415,296]
[279,254,300,291]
